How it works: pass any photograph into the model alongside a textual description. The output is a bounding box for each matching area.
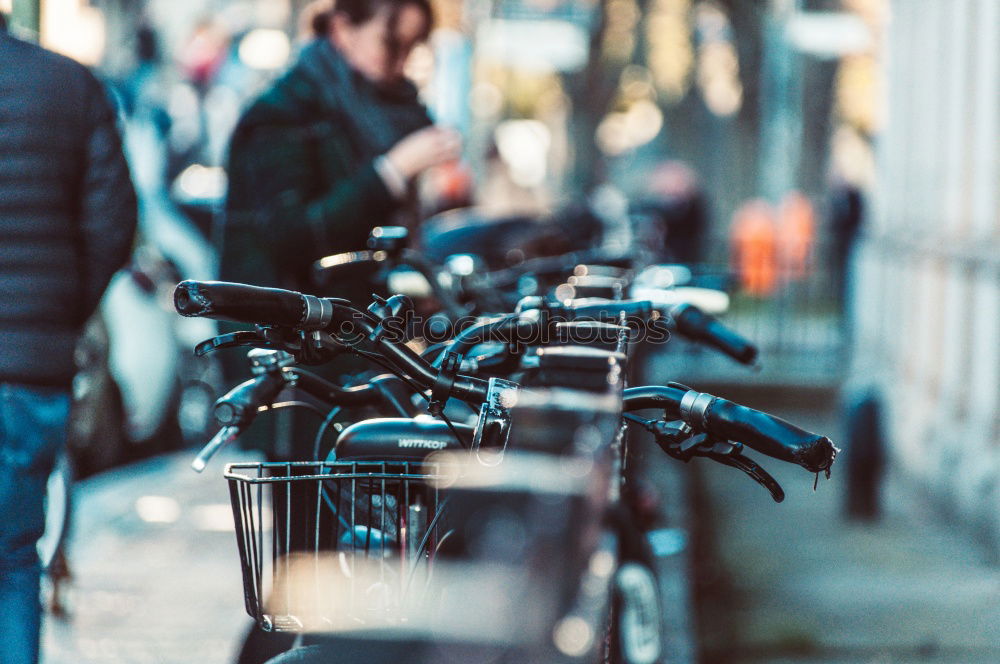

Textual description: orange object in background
[731,199,778,296]
[436,160,472,204]
[180,21,229,89]
[424,160,473,215]
[778,191,816,282]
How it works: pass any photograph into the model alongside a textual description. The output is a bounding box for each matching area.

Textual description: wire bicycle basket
[225,461,448,632]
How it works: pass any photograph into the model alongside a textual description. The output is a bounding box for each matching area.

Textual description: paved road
[695,397,1000,664]
[42,450,256,664]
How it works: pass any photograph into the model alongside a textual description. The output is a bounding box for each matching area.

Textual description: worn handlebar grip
[697,397,837,472]
[174,280,321,328]
[212,373,286,427]
[623,386,837,473]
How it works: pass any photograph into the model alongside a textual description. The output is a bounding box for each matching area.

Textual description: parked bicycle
[173,276,837,663]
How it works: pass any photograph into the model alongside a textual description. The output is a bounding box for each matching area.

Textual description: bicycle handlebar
[552,298,655,323]
[440,299,649,363]
[447,298,755,368]
[174,280,341,329]
[191,372,286,471]
[191,425,242,472]
[480,250,632,290]
[670,304,758,366]
[291,371,422,417]
[553,298,759,366]
[174,280,490,404]
[195,367,425,472]
[623,385,837,473]
[179,283,833,474]
[212,373,286,427]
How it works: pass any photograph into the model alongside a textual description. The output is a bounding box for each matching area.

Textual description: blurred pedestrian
[217,0,456,438]
[639,160,709,265]
[0,14,137,664]
[219,0,460,296]
[829,182,864,309]
[777,191,816,283]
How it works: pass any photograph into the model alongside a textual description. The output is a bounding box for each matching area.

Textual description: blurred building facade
[853,0,999,552]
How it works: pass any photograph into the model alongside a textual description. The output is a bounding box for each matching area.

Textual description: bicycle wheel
[607,561,662,664]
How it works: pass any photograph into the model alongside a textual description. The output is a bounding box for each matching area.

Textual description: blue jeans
[0,384,71,664]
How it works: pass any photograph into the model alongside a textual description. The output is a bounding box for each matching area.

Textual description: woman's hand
[386,127,462,180]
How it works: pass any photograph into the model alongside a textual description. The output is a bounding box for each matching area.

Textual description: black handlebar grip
[174,280,308,327]
[213,372,286,427]
[671,303,759,365]
[683,392,837,472]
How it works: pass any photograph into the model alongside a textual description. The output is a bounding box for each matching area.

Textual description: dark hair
[311,0,433,41]
[306,1,336,37]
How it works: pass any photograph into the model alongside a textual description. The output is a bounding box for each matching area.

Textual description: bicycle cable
[348,345,431,404]
[312,405,343,462]
[404,496,451,593]
[346,344,471,450]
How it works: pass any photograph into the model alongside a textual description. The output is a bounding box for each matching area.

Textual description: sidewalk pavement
[695,398,1000,664]
[42,449,257,664]
[43,448,701,664]
[44,395,997,664]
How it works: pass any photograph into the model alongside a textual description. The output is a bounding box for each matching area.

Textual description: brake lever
[194,331,285,356]
[624,413,785,502]
[704,447,785,503]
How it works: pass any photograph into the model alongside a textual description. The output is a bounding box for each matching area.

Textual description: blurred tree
[566,0,635,194]
[656,1,767,255]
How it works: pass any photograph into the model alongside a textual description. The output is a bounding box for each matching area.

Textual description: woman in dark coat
[220,0,460,294]
[226,7,460,660]
[219,0,459,407]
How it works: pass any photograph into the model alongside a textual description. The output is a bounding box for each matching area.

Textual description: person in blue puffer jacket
[0,14,137,664]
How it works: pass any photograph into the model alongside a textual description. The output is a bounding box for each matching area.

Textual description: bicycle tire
[607,561,663,664]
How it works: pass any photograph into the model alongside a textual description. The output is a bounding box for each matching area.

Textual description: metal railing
[660,237,849,386]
